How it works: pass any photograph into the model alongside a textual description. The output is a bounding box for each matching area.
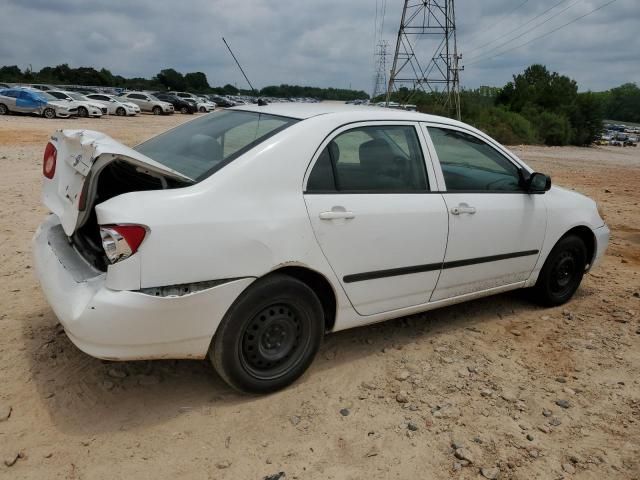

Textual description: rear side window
[135,110,297,181]
[428,127,523,192]
[306,125,428,192]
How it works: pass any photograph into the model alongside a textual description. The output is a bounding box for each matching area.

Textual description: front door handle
[450,203,476,215]
[319,208,355,220]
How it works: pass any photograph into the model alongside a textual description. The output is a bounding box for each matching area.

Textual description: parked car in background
[85,93,139,116]
[0,87,78,118]
[48,90,105,118]
[152,92,197,114]
[119,92,174,115]
[207,95,236,108]
[195,96,216,112]
[29,84,56,91]
[33,103,609,394]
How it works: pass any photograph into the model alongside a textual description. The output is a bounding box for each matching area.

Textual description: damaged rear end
[42,129,192,273]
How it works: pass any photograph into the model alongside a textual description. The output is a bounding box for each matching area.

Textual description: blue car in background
[0,87,78,118]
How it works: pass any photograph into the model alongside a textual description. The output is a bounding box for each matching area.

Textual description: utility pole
[371,40,389,100]
[386,0,462,120]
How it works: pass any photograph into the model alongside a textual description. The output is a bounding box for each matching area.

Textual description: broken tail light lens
[100,225,147,264]
[43,142,57,179]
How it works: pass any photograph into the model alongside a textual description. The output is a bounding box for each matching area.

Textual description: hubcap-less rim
[550,250,577,295]
[240,303,308,380]
[45,109,54,119]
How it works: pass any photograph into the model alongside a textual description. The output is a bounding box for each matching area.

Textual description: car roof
[229,102,463,126]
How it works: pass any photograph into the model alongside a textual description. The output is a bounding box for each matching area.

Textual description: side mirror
[527,172,551,193]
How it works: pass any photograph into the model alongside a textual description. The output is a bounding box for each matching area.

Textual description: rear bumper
[590,224,610,270]
[32,214,254,360]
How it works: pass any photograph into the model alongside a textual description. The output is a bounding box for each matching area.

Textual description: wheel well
[269,266,337,332]
[562,226,596,267]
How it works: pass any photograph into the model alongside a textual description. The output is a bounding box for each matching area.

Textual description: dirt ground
[0,112,638,480]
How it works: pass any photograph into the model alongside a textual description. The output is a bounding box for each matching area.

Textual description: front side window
[307,125,428,192]
[135,110,297,181]
[428,127,523,192]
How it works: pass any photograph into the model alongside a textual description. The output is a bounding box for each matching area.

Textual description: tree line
[383,64,640,146]
[0,64,368,101]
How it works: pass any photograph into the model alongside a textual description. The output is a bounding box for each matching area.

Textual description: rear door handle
[319,210,355,220]
[450,203,476,215]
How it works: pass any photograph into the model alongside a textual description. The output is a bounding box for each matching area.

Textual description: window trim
[421,122,532,194]
[303,121,438,195]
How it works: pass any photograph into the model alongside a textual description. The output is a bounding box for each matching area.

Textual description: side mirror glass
[528,172,551,193]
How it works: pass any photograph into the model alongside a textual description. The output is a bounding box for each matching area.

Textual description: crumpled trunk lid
[42,129,192,236]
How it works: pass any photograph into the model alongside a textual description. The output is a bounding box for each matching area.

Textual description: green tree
[156,68,186,91]
[184,72,210,91]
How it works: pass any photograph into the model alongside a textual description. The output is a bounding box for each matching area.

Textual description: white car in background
[119,92,174,115]
[0,87,78,118]
[33,104,609,394]
[48,90,105,118]
[195,96,216,112]
[85,93,139,116]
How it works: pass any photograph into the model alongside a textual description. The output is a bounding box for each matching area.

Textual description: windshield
[36,92,57,101]
[135,110,298,181]
[67,92,88,101]
[147,94,161,102]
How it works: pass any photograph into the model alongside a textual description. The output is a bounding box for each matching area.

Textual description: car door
[304,122,448,316]
[423,124,546,301]
[2,90,19,111]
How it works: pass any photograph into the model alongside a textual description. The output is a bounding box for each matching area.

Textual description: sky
[1,0,638,94]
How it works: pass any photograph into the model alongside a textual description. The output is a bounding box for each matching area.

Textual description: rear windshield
[135,110,297,181]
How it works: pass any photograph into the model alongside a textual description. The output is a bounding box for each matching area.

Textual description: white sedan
[33,104,609,393]
[47,90,105,118]
[85,93,139,116]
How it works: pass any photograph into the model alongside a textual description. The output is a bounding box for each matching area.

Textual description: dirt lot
[0,112,638,480]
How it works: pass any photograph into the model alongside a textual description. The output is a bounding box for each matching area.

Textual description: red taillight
[43,142,57,179]
[99,225,147,264]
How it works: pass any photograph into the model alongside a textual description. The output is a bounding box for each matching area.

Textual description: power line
[462,0,530,46]
[466,0,585,63]
[467,0,582,59]
[466,0,619,67]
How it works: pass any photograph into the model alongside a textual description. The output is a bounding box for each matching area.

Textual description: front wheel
[43,108,56,119]
[533,235,587,307]
[152,106,162,115]
[180,106,189,114]
[115,107,126,116]
[210,274,324,394]
[77,106,88,118]
[199,106,206,113]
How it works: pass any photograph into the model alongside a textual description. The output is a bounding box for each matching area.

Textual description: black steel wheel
[210,274,324,393]
[533,235,587,306]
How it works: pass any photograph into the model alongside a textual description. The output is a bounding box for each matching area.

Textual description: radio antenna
[222,37,257,96]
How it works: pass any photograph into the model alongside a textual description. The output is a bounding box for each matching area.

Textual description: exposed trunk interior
[71,160,188,271]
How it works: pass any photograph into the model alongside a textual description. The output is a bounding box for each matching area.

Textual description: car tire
[210,274,324,394]
[43,108,56,119]
[533,235,587,307]
[152,106,162,115]
[180,106,188,114]
[78,106,88,118]
[0,103,8,115]
[199,106,206,113]
[115,107,126,116]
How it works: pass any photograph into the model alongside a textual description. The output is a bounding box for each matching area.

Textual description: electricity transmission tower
[386,0,462,119]
[371,40,389,99]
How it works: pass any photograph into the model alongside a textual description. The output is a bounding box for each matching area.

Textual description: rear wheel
[210,274,324,393]
[77,106,88,118]
[533,235,587,306]
[152,106,162,115]
[0,103,8,115]
[115,107,126,116]
[43,108,56,119]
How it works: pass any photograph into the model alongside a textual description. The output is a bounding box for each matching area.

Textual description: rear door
[304,122,448,316]
[423,124,546,301]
